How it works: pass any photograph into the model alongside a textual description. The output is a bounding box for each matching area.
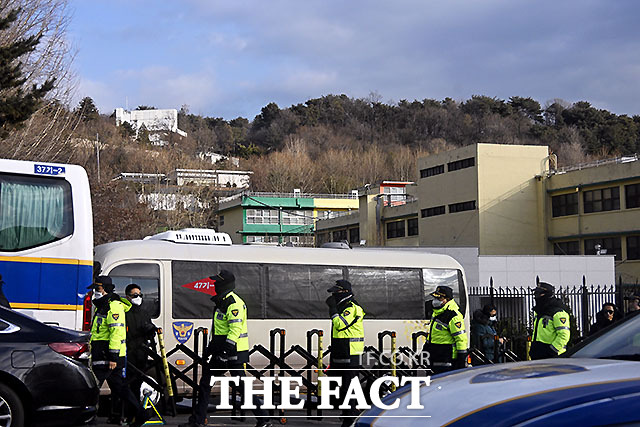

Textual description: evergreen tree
[75,96,99,122]
[0,8,55,138]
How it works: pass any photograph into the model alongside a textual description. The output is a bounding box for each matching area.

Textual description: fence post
[617,275,624,310]
[489,277,495,306]
[581,276,589,336]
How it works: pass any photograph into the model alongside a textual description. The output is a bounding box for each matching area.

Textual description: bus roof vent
[143,228,232,245]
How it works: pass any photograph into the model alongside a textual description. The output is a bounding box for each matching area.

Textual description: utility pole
[96,133,101,183]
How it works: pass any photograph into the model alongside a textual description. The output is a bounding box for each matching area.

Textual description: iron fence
[469,276,640,337]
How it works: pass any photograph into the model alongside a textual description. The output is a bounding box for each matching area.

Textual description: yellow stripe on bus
[11,303,83,310]
[0,256,93,266]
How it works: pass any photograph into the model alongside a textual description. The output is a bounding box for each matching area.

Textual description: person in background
[626,294,640,314]
[589,302,622,336]
[471,304,502,362]
[325,279,365,427]
[530,282,571,360]
[124,284,157,402]
[88,276,148,427]
[0,275,10,309]
[423,285,468,373]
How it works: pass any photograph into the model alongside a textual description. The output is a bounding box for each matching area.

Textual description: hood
[359,358,640,426]
[111,295,132,313]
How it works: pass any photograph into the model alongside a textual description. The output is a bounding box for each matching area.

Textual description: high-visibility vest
[331,301,365,363]
[532,309,570,355]
[90,296,131,362]
[427,299,468,359]
[213,291,249,353]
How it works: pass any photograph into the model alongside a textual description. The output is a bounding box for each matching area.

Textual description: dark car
[0,306,98,426]
[355,310,640,426]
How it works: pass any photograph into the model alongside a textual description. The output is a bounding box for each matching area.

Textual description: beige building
[315,144,640,283]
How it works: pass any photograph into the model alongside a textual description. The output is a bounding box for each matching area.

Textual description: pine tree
[75,96,100,122]
[0,8,55,138]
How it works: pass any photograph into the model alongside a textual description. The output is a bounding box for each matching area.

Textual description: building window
[447,157,475,172]
[421,205,445,217]
[553,240,580,255]
[349,227,360,244]
[219,215,224,226]
[584,237,622,260]
[246,235,280,244]
[552,193,578,217]
[583,187,620,213]
[332,229,347,242]
[246,209,279,224]
[625,183,640,209]
[282,210,313,225]
[627,236,640,260]
[383,186,406,205]
[420,164,444,178]
[449,200,476,213]
[407,218,418,236]
[386,220,405,239]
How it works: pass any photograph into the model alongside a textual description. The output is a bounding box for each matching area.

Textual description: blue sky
[68,0,640,120]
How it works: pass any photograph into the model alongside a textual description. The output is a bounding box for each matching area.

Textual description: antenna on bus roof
[143,228,232,246]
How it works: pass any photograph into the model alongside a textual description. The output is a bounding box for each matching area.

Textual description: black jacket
[589,306,622,336]
[125,304,156,367]
[0,280,10,309]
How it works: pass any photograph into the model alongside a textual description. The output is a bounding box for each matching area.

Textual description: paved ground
[93,411,346,426]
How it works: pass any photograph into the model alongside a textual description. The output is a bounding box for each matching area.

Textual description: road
[93,410,346,426]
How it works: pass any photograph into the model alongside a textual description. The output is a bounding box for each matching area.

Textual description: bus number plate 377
[34,164,65,175]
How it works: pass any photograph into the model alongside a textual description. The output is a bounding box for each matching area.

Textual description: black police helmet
[210,270,236,295]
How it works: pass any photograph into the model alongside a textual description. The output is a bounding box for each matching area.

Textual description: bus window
[266,264,342,319]
[0,173,73,251]
[171,261,262,319]
[422,268,465,316]
[348,267,423,319]
[108,263,160,318]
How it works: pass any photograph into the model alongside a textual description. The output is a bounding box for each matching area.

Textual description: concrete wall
[218,205,244,244]
[416,144,480,247]
[477,144,548,255]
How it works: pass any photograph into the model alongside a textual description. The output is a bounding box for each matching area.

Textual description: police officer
[181,270,270,427]
[124,284,156,402]
[88,276,148,427]
[422,285,468,374]
[530,282,571,360]
[325,279,365,427]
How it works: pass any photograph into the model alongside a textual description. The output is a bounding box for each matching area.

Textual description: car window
[108,263,161,318]
[568,312,640,360]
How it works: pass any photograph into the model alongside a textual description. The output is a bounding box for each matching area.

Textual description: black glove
[325,295,338,316]
[454,351,468,369]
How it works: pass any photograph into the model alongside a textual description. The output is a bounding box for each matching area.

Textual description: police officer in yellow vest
[423,285,468,374]
[183,270,270,427]
[326,279,365,427]
[88,276,148,427]
[530,282,571,360]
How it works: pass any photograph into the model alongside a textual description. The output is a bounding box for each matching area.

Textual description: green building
[218,190,359,246]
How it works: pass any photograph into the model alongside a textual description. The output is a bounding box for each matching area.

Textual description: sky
[68,0,640,121]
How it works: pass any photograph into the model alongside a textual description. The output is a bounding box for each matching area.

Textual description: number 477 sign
[182,277,217,296]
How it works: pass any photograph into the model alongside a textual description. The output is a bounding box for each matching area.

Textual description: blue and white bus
[0,159,93,329]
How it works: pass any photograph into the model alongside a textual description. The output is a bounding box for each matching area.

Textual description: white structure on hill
[115,108,187,139]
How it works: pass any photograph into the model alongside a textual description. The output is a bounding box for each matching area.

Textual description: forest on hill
[3,2,640,242]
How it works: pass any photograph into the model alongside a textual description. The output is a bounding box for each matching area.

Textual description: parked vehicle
[355,311,640,426]
[0,306,98,426]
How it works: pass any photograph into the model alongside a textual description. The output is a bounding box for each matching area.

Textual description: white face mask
[92,291,104,301]
[432,299,444,308]
[489,316,497,321]
[131,296,143,306]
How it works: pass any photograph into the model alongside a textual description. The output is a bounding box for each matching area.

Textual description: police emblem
[559,317,567,324]
[231,309,239,317]
[112,314,119,321]
[455,321,462,328]
[343,310,350,316]
[172,321,194,344]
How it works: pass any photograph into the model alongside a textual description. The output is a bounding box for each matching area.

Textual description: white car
[356,311,640,427]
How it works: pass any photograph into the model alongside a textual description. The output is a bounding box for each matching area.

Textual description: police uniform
[88,276,146,427]
[326,280,365,427]
[423,285,468,374]
[530,282,571,360]
[185,270,269,427]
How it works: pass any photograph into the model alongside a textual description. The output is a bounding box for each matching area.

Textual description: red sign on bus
[182,277,217,296]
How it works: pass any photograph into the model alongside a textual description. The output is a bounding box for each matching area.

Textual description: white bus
[93,229,469,384]
[0,159,93,328]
